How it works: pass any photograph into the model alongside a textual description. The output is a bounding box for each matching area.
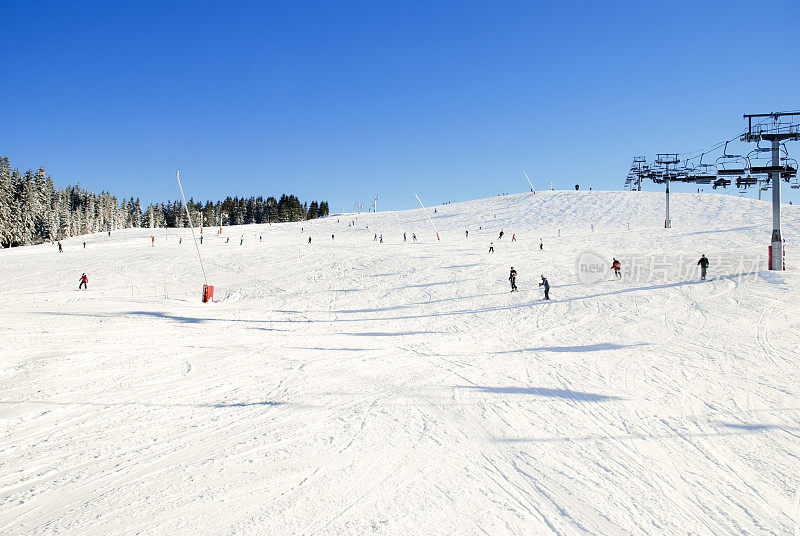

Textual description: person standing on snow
[499,230,504,239]
[79,273,88,290]
[511,234,516,242]
[539,239,543,250]
[539,275,550,300]
[465,230,469,238]
[412,233,417,242]
[509,267,518,291]
[612,258,621,278]
[58,242,63,253]
[308,236,311,244]
[403,232,406,241]
[697,254,709,280]
[489,241,494,253]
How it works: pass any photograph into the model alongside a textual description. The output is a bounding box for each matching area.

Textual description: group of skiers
[508,267,550,299]
[506,255,711,299]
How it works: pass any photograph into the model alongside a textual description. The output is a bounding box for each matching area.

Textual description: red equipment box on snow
[203,284,214,303]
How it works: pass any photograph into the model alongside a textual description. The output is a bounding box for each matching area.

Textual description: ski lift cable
[675,130,748,161]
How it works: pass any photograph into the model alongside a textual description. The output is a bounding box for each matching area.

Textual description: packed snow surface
[2,190,800,535]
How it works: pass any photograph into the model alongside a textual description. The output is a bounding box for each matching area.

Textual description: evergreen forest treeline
[0,156,329,248]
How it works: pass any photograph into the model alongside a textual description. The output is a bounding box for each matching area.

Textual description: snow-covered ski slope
[2,190,800,535]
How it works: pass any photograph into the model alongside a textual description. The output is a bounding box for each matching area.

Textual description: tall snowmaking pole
[176,171,208,287]
[415,193,440,240]
[522,170,534,191]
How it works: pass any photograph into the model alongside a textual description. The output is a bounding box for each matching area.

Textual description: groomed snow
[1,190,799,535]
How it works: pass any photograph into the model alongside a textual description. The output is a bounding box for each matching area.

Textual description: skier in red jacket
[79,273,88,290]
[611,258,621,278]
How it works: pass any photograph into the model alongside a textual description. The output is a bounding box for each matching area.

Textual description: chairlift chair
[735,176,757,188]
[716,141,747,176]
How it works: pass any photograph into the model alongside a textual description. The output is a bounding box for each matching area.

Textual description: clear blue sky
[2,0,799,210]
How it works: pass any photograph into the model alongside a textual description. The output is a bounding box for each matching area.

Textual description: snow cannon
[202,284,214,303]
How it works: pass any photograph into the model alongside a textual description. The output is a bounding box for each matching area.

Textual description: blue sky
[2,1,799,210]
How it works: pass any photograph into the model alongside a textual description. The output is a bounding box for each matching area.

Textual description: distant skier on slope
[697,254,709,280]
[403,232,407,241]
[511,234,516,242]
[539,275,550,300]
[465,230,469,238]
[509,267,518,291]
[539,240,543,250]
[612,258,621,278]
[412,233,417,242]
[498,230,504,239]
[58,242,63,253]
[308,236,312,244]
[489,242,494,253]
[78,273,88,290]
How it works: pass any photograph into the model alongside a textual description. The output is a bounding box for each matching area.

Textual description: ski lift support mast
[656,153,679,228]
[742,111,800,270]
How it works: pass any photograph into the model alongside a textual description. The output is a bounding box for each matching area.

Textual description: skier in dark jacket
[697,254,709,280]
[79,273,88,290]
[499,230,504,239]
[539,275,550,300]
[58,242,63,253]
[509,267,518,291]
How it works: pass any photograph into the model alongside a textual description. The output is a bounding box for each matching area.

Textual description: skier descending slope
[697,254,709,280]
[539,275,550,300]
[509,267,518,292]
[78,273,88,290]
[612,258,621,278]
